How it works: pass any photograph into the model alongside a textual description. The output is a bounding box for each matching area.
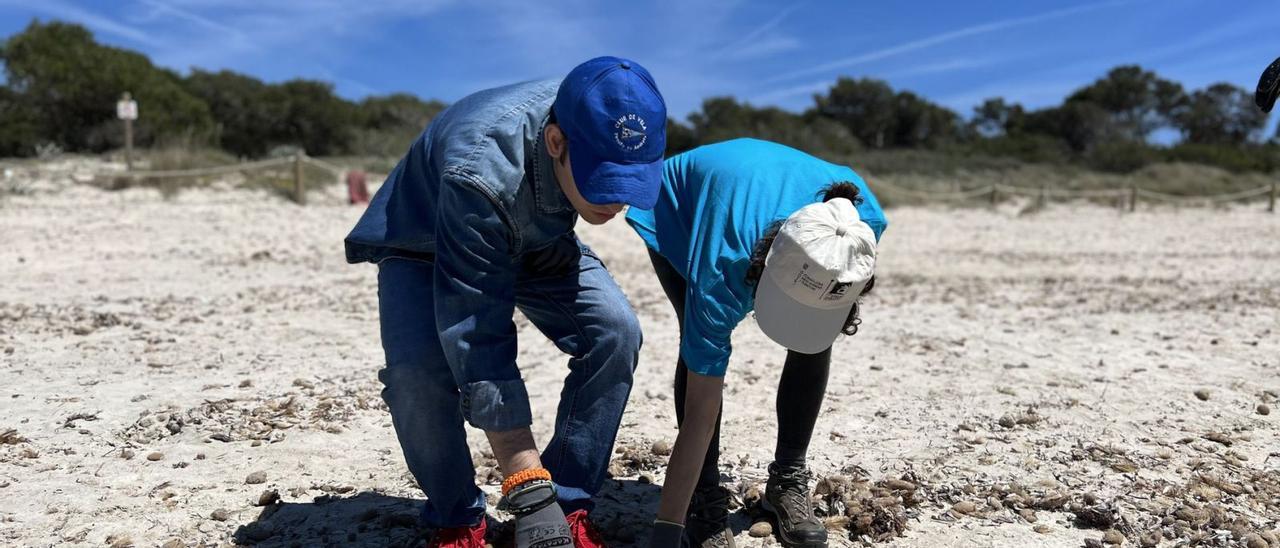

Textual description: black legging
[648,248,831,488]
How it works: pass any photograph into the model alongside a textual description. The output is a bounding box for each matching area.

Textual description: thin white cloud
[719,36,802,62]
[1126,14,1273,70]
[0,0,162,47]
[750,80,832,105]
[135,0,243,37]
[159,0,451,17]
[762,0,1132,86]
[141,0,456,80]
[881,57,1002,79]
[708,2,806,62]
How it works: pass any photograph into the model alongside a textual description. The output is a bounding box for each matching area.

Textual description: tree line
[671,69,1276,173]
[0,21,444,159]
[2,20,1276,174]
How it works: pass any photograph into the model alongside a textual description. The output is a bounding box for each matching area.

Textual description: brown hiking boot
[685,485,736,548]
[762,463,826,548]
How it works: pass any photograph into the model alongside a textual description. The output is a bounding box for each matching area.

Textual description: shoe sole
[687,524,737,548]
[760,498,827,548]
[686,522,737,548]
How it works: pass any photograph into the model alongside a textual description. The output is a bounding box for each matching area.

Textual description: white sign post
[117,92,138,170]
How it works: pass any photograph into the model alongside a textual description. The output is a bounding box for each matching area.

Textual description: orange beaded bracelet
[501,467,552,496]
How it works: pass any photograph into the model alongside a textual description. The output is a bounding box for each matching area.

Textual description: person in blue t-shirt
[628,139,887,548]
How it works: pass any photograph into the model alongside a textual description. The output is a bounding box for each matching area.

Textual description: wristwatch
[497,479,558,517]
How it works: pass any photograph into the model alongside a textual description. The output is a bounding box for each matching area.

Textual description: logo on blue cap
[614,114,648,151]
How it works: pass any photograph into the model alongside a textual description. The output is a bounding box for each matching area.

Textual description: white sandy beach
[1,160,1277,547]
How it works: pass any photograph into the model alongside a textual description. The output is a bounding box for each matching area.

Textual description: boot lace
[769,465,815,520]
[687,486,732,546]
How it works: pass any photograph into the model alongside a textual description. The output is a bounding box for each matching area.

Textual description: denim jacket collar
[531,118,575,215]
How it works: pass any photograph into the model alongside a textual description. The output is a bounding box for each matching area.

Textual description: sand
[1,159,1278,547]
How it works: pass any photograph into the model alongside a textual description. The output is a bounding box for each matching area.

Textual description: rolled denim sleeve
[432,175,531,432]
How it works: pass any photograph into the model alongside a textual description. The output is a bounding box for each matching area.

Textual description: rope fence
[60,151,1280,213]
[300,156,347,175]
[994,184,1127,199]
[871,183,997,202]
[100,152,353,204]
[113,155,294,178]
[1136,186,1274,204]
[871,177,1278,213]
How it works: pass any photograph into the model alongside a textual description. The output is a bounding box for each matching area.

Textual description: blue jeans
[376,239,641,528]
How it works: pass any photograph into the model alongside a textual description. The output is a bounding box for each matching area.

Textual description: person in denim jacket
[345,57,667,548]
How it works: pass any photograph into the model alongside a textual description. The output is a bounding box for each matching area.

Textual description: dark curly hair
[745,181,876,336]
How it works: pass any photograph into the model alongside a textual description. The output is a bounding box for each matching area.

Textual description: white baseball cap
[754,198,877,354]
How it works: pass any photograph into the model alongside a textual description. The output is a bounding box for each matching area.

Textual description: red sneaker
[565,510,606,548]
[427,517,488,548]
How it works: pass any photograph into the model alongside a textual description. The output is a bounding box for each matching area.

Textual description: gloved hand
[649,519,686,548]
[514,503,572,548]
[501,480,572,548]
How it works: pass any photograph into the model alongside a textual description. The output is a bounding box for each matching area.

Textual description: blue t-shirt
[626,139,887,377]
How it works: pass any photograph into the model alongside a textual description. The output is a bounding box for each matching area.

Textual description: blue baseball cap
[553,56,667,209]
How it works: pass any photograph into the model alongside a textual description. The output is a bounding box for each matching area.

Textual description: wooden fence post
[117,92,137,171]
[1270,183,1276,213]
[1038,183,1047,209]
[293,152,305,205]
[124,117,134,171]
[1129,184,1137,213]
[990,185,999,207]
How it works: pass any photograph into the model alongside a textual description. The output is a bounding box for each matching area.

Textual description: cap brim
[1257,57,1280,113]
[754,273,853,354]
[569,143,663,209]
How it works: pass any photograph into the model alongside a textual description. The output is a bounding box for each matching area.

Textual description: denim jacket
[345,79,578,429]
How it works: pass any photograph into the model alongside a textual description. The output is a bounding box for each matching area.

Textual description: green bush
[966,135,1072,165]
[348,94,444,157]
[1163,143,1278,173]
[846,148,1020,176]
[1085,140,1158,173]
[0,86,40,157]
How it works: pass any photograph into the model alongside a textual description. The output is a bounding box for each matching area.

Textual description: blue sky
[1,0,1276,133]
